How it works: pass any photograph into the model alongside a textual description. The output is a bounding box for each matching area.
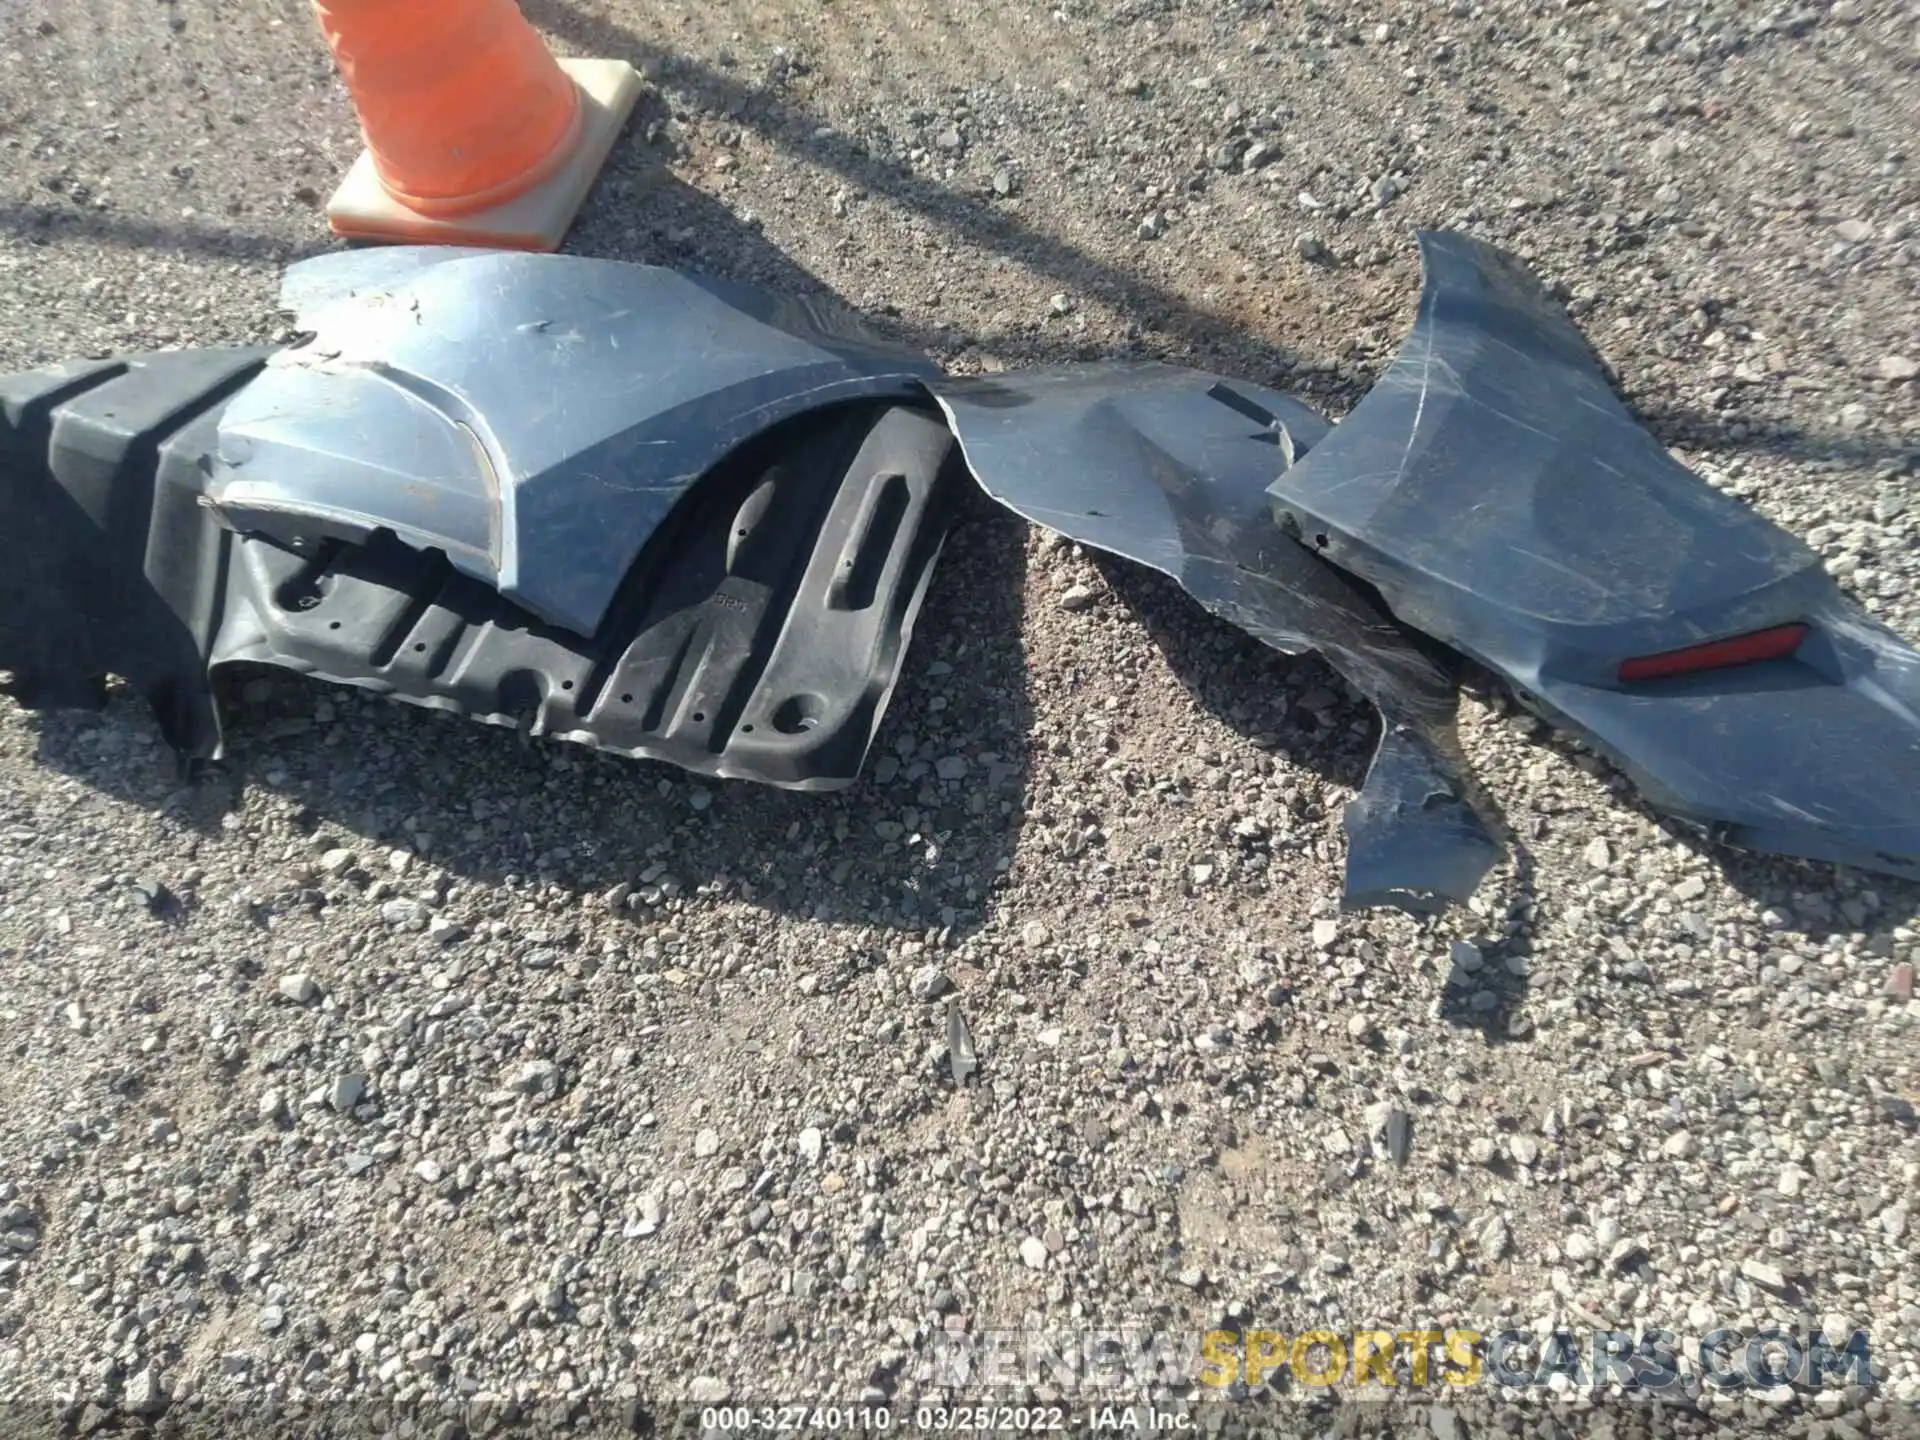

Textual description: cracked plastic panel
[934,364,1502,912]
[1266,231,1920,879]
[210,249,942,637]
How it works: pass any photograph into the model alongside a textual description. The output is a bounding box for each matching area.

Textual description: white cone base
[324,58,641,252]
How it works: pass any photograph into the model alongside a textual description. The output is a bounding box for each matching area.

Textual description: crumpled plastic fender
[1266,230,1920,880]
[209,247,941,637]
[932,364,1502,912]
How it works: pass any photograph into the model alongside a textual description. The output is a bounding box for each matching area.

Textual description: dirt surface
[2,0,1918,1432]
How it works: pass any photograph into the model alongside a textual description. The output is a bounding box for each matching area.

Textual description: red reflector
[1618,623,1808,683]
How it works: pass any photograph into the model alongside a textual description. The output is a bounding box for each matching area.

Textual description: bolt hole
[741,724,754,733]
[561,680,574,691]
[771,694,822,735]
[620,693,633,704]
[328,621,341,630]
[692,711,707,724]
[1314,533,1329,548]
[412,642,426,653]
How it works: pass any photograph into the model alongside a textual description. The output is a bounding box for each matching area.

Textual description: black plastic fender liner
[209,248,943,639]
[0,348,276,755]
[1265,230,1920,880]
[213,401,965,790]
[1,347,965,791]
[932,364,1503,913]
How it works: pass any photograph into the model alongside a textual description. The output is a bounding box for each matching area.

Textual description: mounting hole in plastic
[620,693,633,704]
[328,621,341,630]
[692,711,707,724]
[771,694,822,735]
[412,642,426,653]
[561,680,574,691]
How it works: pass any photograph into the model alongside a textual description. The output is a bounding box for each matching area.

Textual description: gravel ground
[3,0,1919,1433]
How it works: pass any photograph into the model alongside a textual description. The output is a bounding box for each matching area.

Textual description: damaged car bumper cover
[1,340,964,790]
[7,232,1919,903]
[210,247,944,638]
[1265,230,1920,881]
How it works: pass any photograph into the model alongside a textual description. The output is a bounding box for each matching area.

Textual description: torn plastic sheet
[1267,230,1920,880]
[209,248,941,637]
[932,365,1502,912]
[945,1001,977,1086]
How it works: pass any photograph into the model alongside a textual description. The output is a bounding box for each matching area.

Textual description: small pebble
[329,1073,366,1113]
[910,964,951,1001]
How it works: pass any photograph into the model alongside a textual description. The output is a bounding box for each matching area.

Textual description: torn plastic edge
[928,366,1502,915]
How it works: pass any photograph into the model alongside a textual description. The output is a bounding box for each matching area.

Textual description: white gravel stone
[1661,1130,1699,1159]
[328,1073,366,1113]
[1741,1258,1790,1292]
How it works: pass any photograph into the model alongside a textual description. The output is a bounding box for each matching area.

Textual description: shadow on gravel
[35,502,1036,942]
[1088,555,1380,799]
[0,200,304,264]
[1089,555,1538,1026]
[1639,401,1919,479]
[1495,719,1920,937]
[526,0,1313,380]
[1706,844,1920,938]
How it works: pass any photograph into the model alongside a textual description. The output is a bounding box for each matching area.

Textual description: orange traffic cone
[314,0,640,252]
